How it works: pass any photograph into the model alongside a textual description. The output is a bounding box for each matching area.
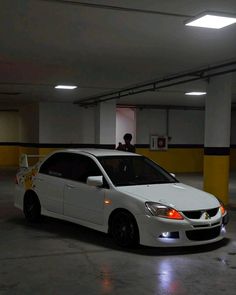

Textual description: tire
[23,193,41,223]
[110,211,139,247]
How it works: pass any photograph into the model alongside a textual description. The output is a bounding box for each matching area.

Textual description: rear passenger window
[39,153,71,178]
[39,152,102,183]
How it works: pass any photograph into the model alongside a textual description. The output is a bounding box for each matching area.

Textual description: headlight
[145,202,184,220]
[219,201,226,216]
[216,198,226,216]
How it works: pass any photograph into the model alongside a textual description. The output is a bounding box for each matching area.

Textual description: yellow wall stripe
[203,155,229,205]
[0,146,19,166]
[136,148,204,173]
[0,145,236,176]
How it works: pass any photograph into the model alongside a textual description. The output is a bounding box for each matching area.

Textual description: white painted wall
[39,103,95,144]
[136,109,167,144]
[0,111,19,142]
[19,104,39,143]
[116,108,136,147]
[95,101,116,144]
[169,110,204,144]
[15,102,236,147]
[79,107,95,144]
[136,108,204,145]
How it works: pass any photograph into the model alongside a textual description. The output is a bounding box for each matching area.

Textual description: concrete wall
[136,108,204,145]
[39,103,95,144]
[79,106,95,144]
[0,102,236,170]
[0,111,19,142]
[95,101,116,145]
[136,109,166,144]
[135,108,205,172]
[19,103,39,143]
[0,104,208,147]
[169,110,204,144]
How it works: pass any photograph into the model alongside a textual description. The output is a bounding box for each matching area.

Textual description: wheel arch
[23,189,41,211]
[108,208,139,234]
[23,189,42,222]
[108,207,140,247]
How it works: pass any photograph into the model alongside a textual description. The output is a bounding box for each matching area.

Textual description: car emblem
[204,212,210,220]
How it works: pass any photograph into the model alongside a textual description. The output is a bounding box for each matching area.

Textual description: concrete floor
[1,168,236,295]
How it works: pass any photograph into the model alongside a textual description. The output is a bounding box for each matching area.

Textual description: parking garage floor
[0,168,236,295]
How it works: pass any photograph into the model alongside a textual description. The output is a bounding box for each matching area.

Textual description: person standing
[117,133,136,153]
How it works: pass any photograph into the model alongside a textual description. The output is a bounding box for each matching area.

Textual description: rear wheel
[23,193,41,222]
[110,211,139,247]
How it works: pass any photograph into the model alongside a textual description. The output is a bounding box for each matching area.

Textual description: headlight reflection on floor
[156,260,185,294]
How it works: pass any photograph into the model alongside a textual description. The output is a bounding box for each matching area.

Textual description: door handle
[66,184,75,189]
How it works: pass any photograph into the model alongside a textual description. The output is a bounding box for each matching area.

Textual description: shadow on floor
[8,211,230,257]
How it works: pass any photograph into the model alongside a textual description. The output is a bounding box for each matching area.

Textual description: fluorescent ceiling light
[55,85,77,90]
[185,13,236,29]
[185,92,206,96]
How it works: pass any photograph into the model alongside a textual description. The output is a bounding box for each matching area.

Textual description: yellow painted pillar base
[203,155,229,205]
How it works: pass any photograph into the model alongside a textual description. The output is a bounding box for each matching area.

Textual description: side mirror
[170,173,176,178]
[87,176,103,187]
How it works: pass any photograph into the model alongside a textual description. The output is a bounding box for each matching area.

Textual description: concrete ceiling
[0,0,236,108]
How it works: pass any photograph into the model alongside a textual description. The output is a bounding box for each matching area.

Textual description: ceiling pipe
[42,0,191,18]
[117,104,204,111]
[75,60,236,107]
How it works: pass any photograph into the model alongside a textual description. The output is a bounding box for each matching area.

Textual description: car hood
[116,183,219,211]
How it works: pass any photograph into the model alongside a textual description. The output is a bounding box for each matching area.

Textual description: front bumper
[136,212,227,247]
[222,212,229,225]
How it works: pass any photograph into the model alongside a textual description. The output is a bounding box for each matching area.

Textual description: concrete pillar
[204,74,232,205]
[95,101,116,145]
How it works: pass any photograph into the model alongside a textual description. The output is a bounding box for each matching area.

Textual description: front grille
[183,211,201,219]
[207,208,219,217]
[186,226,221,241]
[182,208,219,219]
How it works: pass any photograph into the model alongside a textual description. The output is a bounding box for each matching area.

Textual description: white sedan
[15,149,228,247]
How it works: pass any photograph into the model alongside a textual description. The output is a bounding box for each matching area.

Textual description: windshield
[98,155,177,186]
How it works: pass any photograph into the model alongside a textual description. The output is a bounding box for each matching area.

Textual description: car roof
[56,148,141,157]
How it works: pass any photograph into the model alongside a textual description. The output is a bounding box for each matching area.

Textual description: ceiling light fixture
[55,85,77,90]
[185,12,236,29]
[185,92,206,96]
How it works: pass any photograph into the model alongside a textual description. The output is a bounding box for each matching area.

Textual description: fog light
[221,226,226,234]
[162,232,170,238]
[159,232,179,239]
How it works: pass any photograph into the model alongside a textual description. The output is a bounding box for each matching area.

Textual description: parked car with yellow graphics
[15,149,228,247]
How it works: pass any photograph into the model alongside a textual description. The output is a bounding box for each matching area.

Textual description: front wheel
[23,193,41,222]
[110,211,139,247]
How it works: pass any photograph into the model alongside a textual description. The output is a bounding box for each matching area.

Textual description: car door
[34,153,70,214]
[63,154,106,225]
